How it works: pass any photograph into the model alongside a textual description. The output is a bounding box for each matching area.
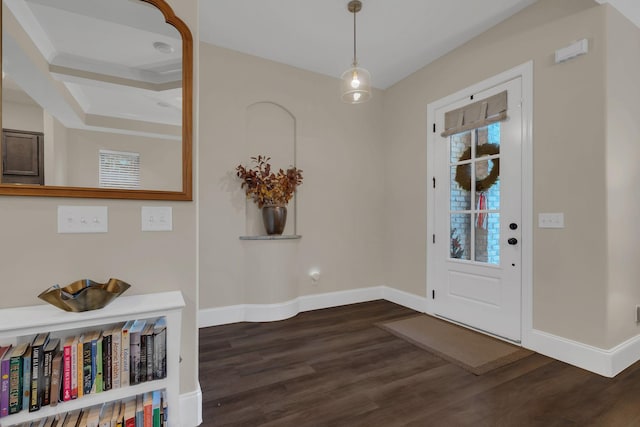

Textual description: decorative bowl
[38,278,131,312]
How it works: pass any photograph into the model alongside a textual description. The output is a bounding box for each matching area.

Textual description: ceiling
[199,0,640,90]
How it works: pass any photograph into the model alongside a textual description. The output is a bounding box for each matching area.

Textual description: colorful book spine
[121,321,134,388]
[152,390,161,427]
[111,324,123,389]
[0,345,13,417]
[29,332,50,412]
[42,338,60,406]
[102,329,112,391]
[143,324,154,382]
[153,318,167,380]
[93,334,103,393]
[21,347,31,410]
[129,320,146,385]
[62,337,73,402]
[82,333,93,395]
[8,343,29,414]
[49,352,63,407]
[75,336,82,399]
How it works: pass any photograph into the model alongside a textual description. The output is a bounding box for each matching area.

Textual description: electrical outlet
[58,206,108,233]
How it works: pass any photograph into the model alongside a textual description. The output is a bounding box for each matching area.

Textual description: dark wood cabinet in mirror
[0,0,192,200]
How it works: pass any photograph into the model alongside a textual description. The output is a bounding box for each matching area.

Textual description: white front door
[429,77,523,342]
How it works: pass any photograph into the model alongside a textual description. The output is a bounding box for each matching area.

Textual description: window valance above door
[441,91,508,137]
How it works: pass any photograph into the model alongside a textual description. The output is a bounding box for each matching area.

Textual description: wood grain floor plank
[199,300,640,426]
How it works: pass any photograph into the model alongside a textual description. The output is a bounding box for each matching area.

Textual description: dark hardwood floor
[199,300,640,426]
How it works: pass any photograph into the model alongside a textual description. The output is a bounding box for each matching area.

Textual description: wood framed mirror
[0,0,192,200]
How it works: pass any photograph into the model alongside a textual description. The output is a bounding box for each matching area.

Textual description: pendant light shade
[341,0,372,104]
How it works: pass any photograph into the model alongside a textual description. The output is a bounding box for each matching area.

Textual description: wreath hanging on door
[454,143,500,192]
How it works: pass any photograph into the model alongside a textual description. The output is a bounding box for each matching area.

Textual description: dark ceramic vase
[262,205,287,235]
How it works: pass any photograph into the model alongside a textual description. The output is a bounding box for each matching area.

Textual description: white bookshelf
[0,291,185,427]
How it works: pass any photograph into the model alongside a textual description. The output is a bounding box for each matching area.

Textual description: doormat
[378,314,533,375]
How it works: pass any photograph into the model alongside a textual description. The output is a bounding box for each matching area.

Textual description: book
[21,344,31,410]
[87,403,102,427]
[128,320,146,385]
[61,408,82,427]
[161,390,168,427]
[0,345,13,417]
[42,414,59,427]
[76,408,90,427]
[92,333,103,394]
[135,394,144,427]
[75,335,82,399]
[123,397,137,427]
[152,390,161,427]
[102,328,112,392]
[120,321,134,388]
[143,392,153,427]
[42,337,60,406]
[29,332,50,412]
[49,351,63,407]
[141,324,154,383]
[111,400,124,427]
[82,331,99,395]
[111,323,124,390]
[98,401,114,427]
[8,342,29,414]
[153,318,167,380]
[61,336,74,402]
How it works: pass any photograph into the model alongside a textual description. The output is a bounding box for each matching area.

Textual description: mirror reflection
[2,0,184,192]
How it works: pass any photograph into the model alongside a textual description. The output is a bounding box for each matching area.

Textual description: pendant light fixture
[340,0,372,104]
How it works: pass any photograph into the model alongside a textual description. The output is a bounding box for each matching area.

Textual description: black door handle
[508,238,518,245]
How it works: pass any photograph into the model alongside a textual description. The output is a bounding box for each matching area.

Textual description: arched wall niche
[243,101,298,237]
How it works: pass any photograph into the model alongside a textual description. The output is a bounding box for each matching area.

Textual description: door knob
[509,223,518,230]
[508,238,518,245]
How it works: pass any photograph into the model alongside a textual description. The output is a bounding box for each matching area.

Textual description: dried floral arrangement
[236,155,303,208]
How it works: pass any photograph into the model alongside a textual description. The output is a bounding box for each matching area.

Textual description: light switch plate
[141,206,173,231]
[58,206,108,233]
[538,212,564,228]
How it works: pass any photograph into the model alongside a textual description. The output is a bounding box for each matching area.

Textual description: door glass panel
[450,166,471,211]
[474,159,500,209]
[448,122,501,265]
[450,131,471,164]
[476,123,501,151]
[450,213,471,260]
[474,212,500,265]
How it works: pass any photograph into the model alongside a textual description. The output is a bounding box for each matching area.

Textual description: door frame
[426,61,533,347]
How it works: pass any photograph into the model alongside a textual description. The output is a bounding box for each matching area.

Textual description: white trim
[528,329,640,378]
[179,385,203,426]
[198,286,395,327]
[382,286,428,312]
[425,61,534,346]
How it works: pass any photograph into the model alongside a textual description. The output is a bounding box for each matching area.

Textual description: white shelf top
[0,291,185,334]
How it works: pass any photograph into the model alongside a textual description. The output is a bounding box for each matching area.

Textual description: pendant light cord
[352,8,357,67]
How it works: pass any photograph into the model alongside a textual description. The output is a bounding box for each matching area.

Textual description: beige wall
[605,6,640,347]
[383,0,612,347]
[2,99,44,132]
[0,0,199,396]
[198,43,386,309]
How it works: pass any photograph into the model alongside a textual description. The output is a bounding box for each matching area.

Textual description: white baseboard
[199,286,395,327]
[197,286,428,328]
[528,328,640,378]
[382,286,428,312]
[180,384,203,426]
